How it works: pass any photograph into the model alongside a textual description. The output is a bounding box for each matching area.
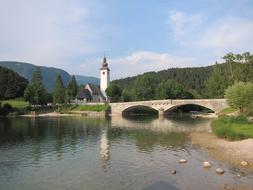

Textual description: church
[75,57,110,103]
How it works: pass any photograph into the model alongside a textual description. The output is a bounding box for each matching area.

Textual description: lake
[0,116,252,190]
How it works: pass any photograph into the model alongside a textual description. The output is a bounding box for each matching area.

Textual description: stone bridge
[110,99,228,117]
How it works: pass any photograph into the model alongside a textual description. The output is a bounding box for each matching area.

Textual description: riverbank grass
[2,99,29,109]
[212,115,253,140]
[218,107,237,115]
[73,104,110,112]
[58,104,110,113]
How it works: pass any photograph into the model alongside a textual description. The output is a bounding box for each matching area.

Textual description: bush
[0,102,13,116]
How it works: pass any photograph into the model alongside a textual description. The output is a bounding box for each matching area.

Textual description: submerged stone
[203,161,212,168]
[216,168,225,175]
[179,159,187,163]
[241,161,249,166]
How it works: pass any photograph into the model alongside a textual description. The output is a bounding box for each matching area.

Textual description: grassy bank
[212,115,253,140]
[2,99,29,109]
[59,104,110,113]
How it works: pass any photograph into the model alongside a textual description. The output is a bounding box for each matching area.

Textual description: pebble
[216,168,225,175]
[241,161,249,166]
[171,170,177,174]
[179,159,187,163]
[203,161,212,168]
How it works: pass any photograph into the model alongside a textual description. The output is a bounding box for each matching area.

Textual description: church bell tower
[100,56,110,95]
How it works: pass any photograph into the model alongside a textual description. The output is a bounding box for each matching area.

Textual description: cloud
[168,11,202,44]
[198,17,253,54]
[107,51,195,79]
[0,0,104,67]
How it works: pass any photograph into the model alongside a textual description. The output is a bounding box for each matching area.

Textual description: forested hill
[113,66,213,98]
[0,61,99,92]
[109,52,253,102]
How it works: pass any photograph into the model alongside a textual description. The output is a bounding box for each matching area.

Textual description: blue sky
[1,0,253,79]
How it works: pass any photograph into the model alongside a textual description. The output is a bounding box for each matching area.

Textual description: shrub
[0,102,13,116]
[225,82,253,112]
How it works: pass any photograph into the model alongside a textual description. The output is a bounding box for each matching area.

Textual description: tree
[133,73,159,100]
[24,85,35,105]
[53,75,65,104]
[4,73,17,99]
[24,67,47,105]
[0,66,28,100]
[156,79,193,100]
[66,75,78,99]
[225,82,253,112]
[106,83,122,102]
[205,64,231,98]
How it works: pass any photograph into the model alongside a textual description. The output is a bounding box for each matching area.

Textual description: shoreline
[191,132,253,172]
[20,110,106,118]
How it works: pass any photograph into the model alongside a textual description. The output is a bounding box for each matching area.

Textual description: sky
[0,0,253,79]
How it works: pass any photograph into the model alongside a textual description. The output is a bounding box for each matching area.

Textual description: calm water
[0,116,253,190]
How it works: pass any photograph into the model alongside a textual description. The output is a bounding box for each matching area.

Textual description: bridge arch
[164,103,215,113]
[122,105,159,116]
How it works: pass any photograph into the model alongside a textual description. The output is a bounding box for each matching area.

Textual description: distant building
[75,57,110,103]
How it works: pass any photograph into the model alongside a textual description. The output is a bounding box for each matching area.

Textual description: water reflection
[0,116,253,190]
[111,114,212,132]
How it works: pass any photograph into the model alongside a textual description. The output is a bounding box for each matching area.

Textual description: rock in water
[171,170,177,174]
[203,161,212,168]
[241,161,249,166]
[216,168,225,175]
[179,159,187,163]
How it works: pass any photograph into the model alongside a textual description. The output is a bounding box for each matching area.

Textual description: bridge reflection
[110,115,212,133]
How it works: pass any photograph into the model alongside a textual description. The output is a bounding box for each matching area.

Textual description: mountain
[75,75,99,86]
[0,61,99,92]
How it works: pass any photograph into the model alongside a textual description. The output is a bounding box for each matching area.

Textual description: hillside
[75,75,99,86]
[0,61,99,92]
[113,66,214,99]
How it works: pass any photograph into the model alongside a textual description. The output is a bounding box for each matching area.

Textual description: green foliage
[2,99,29,109]
[53,75,65,104]
[225,82,253,112]
[0,102,13,116]
[133,73,159,100]
[59,104,110,112]
[156,79,194,99]
[66,75,78,100]
[73,104,110,112]
[24,67,47,105]
[113,67,212,100]
[206,52,253,98]
[0,66,28,100]
[212,115,253,140]
[218,107,237,115]
[205,63,231,98]
[106,83,122,102]
[113,52,253,101]
[0,61,72,92]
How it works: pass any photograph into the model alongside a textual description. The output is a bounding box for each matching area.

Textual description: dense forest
[108,52,253,102]
[0,66,28,100]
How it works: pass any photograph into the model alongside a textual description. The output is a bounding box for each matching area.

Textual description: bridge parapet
[109,99,228,117]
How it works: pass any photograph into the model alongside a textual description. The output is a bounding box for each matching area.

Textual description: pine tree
[67,75,78,99]
[4,72,16,99]
[24,67,47,105]
[53,75,65,104]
